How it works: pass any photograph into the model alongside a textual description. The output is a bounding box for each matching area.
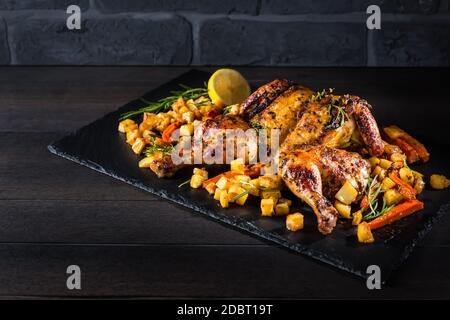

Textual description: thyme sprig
[310,88,334,102]
[250,120,266,133]
[119,83,209,120]
[327,102,349,128]
[362,175,395,221]
[143,137,173,156]
[178,179,191,188]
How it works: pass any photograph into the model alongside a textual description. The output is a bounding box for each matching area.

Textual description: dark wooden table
[1,67,449,299]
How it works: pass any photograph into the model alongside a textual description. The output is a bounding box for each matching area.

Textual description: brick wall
[0,0,448,66]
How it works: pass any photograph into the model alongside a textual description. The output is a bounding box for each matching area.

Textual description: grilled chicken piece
[279,146,370,234]
[239,79,293,119]
[279,92,382,234]
[148,115,250,178]
[251,85,313,144]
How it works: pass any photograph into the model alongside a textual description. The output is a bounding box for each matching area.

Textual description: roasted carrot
[393,138,420,163]
[360,195,370,211]
[162,122,181,143]
[367,199,424,230]
[399,135,430,162]
[389,171,417,200]
[202,171,240,188]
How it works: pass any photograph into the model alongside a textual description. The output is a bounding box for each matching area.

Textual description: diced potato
[180,123,194,136]
[372,166,386,180]
[368,157,380,168]
[275,202,290,216]
[381,177,396,191]
[118,119,136,133]
[205,182,216,195]
[182,111,195,123]
[228,184,242,195]
[235,189,249,206]
[142,129,156,141]
[278,198,292,207]
[138,156,153,168]
[219,190,229,208]
[131,137,146,155]
[334,200,351,218]
[286,213,304,231]
[214,188,221,201]
[390,152,406,163]
[261,190,281,203]
[234,175,251,183]
[216,176,231,190]
[352,210,363,226]
[335,181,358,205]
[384,143,401,155]
[179,106,189,114]
[430,174,450,190]
[357,222,374,243]
[190,174,205,189]
[379,159,393,170]
[126,129,140,145]
[260,198,275,216]
[414,175,425,194]
[259,175,282,189]
[193,168,208,179]
[399,167,414,185]
[230,158,246,174]
[383,189,404,206]
[125,123,138,133]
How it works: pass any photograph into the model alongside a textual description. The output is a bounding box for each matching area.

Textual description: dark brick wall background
[0,0,448,66]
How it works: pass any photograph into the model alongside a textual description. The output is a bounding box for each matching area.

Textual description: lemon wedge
[207,69,250,107]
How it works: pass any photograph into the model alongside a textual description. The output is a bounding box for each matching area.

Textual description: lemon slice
[207,69,251,107]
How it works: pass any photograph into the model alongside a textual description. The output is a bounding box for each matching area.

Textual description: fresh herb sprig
[310,88,334,102]
[363,175,395,221]
[178,179,191,188]
[250,120,266,133]
[119,84,209,120]
[327,102,349,128]
[143,137,173,156]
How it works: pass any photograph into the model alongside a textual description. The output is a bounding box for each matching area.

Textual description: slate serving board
[48,69,450,282]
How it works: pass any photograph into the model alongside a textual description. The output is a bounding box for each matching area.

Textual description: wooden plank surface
[0,66,449,298]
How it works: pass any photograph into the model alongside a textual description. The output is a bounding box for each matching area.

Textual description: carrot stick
[394,138,420,163]
[360,195,370,211]
[389,171,417,200]
[367,199,424,230]
[162,122,181,143]
[399,135,430,162]
[202,171,240,188]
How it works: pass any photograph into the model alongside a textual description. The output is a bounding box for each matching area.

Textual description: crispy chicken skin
[251,85,314,143]
[239,79,293,119]
[279,146,370,234]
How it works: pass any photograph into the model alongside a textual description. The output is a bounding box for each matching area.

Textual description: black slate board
[48,69,450,282]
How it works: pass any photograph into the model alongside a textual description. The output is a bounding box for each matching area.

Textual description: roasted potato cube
[278,198,292,207]
[384,143,401,155]
[234,189,249,206]
[399,167,414,185]
[381,177,396,191]
[219,190,229,208]
[230,158,246,174]
[372,166,386,180]
[261,190,281,203]
[118,119,136,133]
[126,129,140,145]
[131,137,146,155]
[125,123,138,133]
[138,156,153,168]
[430,174,450,190]
[368,157,380,168]
[414,175,425,194]
[275,202,290,216]
[357,222,374,243]
[214,188,221,201]
[234,175,251,183]
[216,176,231,190]
[180,123,194,136]
[334,200,351,218]
[259,175,282,189]
[260,198,275,216]
[335,181,358,205]
[390,152,406,163]
[383,189,404,206]
[182,111,195,123]
[205,182,216,195]
[352,210,363,226]
[286,213,304,231]
[193,168,208,179]
[190,174,205,189]
[379,159,393,170]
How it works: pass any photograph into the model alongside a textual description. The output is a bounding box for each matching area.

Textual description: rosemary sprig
[362,175,395,221]
[143,137,173,156]
[310,88,334,102]
[119,84,209,120]
[230,188,252,202]
[178,179,191,188]
[327,100,349,128]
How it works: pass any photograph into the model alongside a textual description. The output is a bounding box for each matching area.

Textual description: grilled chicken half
[279,92,383,234]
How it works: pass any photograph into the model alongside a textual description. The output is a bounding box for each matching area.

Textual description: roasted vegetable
[367,200,424,230]
[383,189,404,206]
[384,125,429,163]
[334,200,351,219]
[335,181,358,205]
[286,213,304,231]
[261,198,275,216]
[352,210,363,225]
[275,202,290,216]
[389,172,417,200]
[357,222,374,243]
[430,174,450,190]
